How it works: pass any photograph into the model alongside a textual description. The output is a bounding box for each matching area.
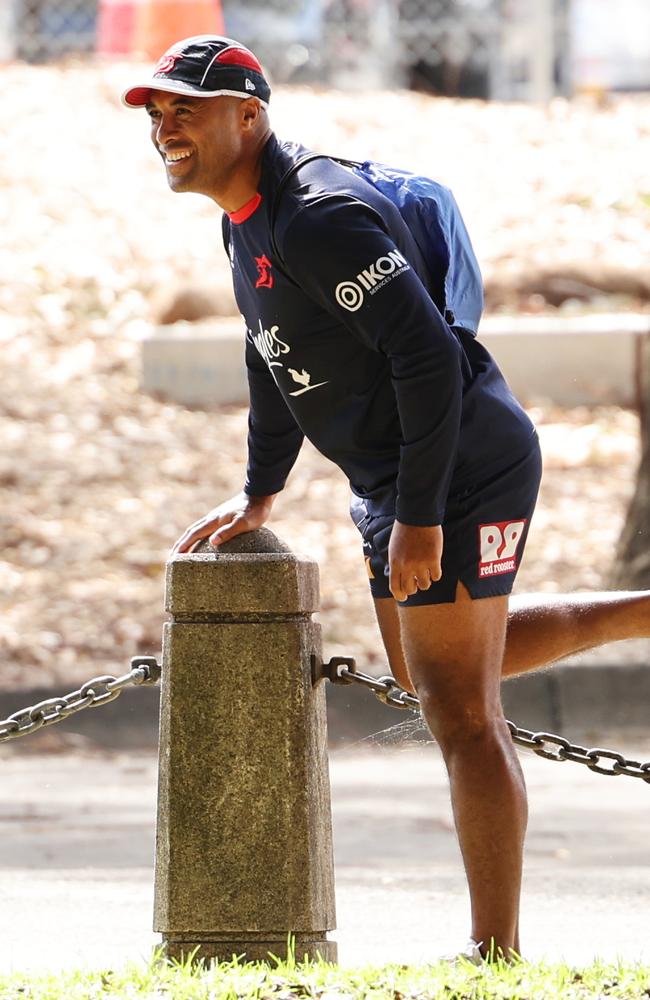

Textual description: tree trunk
[610,332,650,588]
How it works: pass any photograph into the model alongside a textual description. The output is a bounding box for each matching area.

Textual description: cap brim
[121,79,268,108]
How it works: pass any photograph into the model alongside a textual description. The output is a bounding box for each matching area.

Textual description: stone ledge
[480,313,648,407]
[141,314,650,408]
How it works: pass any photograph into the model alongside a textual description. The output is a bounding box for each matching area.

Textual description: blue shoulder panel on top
[353,161,484,335]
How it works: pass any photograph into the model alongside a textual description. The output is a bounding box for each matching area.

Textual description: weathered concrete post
[154,528,337,964]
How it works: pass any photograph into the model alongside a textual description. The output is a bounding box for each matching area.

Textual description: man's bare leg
[395,583,525,960]
[372,588,650,957]
[502,591,650,677]
[373,590,650,691]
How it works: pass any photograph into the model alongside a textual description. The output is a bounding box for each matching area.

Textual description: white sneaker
[441,938,484,965]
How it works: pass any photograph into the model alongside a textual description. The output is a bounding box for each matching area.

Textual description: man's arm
[244,335,304,498]
[280,198,463,597]
[172,329,304,554]
[280,196,464,527]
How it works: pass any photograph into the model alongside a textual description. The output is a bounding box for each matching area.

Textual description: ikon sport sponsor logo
[335,249,410,312]
[478,519,527,578]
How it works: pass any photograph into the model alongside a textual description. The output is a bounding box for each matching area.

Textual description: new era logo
[245,78,256,91]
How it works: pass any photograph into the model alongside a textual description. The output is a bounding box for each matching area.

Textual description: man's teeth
[166,150,192,162]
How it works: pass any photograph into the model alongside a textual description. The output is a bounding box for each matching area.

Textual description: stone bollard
[153,528,337,964]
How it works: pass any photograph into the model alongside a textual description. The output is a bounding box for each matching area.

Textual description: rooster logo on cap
[155,52,183,76]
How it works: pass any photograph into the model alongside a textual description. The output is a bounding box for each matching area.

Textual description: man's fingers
[172,514,228,554]
[172,524,215,554]
[209,515,249,547]
[389,564,404,602]
[172,531,201,555]
[389,565,440,601]
[389,570,417,602]
[410,563,442,587]
[173,534,206,555]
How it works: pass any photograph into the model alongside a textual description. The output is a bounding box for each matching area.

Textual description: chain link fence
[5,0,572,100]
[4,0,96,60]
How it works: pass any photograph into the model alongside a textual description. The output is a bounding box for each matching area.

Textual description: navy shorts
[350,436,542,606]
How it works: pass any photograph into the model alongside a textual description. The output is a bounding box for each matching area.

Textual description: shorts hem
[370,572,515,606]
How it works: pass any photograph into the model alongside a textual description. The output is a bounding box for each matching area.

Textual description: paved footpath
[1,738,650,975]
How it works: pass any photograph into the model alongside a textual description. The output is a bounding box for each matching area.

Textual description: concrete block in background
[480,313,648,406]
[141,319,246,407]
[141,313,649,409]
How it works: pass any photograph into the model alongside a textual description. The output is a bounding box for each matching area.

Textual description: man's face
[146,91,246,199]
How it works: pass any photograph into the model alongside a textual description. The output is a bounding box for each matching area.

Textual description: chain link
[0,657,161,744]
[318,657,650,784]
[5,651,649,786]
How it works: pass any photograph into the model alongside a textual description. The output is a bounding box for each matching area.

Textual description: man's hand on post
[388,522,443,603]
[171,491,278,555]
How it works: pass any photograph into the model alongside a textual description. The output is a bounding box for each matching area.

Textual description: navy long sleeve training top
[222,134,536,526]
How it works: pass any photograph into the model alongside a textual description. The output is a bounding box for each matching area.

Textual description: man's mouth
[164,149,193,165]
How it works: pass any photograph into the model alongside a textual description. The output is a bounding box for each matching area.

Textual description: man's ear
[241,97,262,131]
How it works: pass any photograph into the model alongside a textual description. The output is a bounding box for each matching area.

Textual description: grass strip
[2,945,650,1000]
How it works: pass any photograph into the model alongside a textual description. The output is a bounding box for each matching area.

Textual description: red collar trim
[228,192,262,224]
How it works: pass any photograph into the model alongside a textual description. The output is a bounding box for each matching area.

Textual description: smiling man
[122,36,650,963]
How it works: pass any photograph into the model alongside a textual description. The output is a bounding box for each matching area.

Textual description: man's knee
[415,676,504,749]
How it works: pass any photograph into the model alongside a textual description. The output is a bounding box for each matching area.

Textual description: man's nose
[156,114,176,144]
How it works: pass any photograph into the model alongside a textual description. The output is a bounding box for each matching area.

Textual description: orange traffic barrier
[97,0,224,59]
[96,0,136,55]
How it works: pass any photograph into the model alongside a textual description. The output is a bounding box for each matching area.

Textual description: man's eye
[148,110,161,121]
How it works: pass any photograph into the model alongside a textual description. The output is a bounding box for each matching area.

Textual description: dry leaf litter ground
[1,61,649,691]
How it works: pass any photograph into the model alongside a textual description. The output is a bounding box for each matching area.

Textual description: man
[122,36,649,962]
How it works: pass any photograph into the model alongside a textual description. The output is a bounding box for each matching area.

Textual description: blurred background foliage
[1,0,649,690]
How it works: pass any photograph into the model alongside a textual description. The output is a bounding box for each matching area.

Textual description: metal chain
[316,657,650,784]
[0,657,161,744]
[5,651,648,785]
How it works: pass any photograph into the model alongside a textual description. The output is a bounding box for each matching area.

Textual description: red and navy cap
[121,35,271,108]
